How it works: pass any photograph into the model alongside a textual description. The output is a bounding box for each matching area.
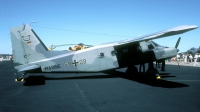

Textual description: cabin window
[99,53,104,58]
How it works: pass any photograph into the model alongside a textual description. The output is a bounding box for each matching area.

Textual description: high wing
[118,25,198,44]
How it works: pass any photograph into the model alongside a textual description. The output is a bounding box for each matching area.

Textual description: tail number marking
[65,59,86,67]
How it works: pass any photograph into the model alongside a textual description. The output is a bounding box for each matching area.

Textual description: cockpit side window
[151,41,159,46]
[147,41,154,50]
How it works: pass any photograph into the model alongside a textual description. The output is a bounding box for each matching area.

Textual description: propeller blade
[175,37,181,48]
[176,60,180,68]
[175,37,181,68]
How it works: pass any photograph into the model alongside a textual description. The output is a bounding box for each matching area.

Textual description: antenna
[29,21,37,26]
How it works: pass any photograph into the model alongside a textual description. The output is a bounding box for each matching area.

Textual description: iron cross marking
[72,60,78,66]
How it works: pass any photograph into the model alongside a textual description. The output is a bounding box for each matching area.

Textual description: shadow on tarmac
[23,76,45,86]
[115,71,188,88]
[23,71,188,88]
[120,74,188,88]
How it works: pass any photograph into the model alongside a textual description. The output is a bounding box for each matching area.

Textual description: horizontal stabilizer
[17,64,41,72]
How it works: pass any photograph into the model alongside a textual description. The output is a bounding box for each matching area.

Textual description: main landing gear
[15,72,27,82]
[125,62,161,79]
[125,65,138,75]
[146,62,161,79]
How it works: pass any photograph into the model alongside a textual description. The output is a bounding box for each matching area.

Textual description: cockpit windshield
[147,40,161,50]
[150,41,160,47]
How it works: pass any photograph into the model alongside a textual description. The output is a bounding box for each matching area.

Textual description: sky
[0,0,200,54]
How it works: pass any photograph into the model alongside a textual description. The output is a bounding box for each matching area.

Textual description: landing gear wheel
[146,68,160,79]
[15,73,26,82]
[126,66,138,75]
[15,76,24,82]
[146,68,158,75]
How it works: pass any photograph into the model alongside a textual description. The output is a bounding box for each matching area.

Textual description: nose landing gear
[15,73,27,82]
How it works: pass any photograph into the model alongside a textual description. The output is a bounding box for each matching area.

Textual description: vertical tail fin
[10,24,48,64]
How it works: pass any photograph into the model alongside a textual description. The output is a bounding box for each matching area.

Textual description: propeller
[160,37,181,71]
[175,37,181,68]
[175,37,181,49]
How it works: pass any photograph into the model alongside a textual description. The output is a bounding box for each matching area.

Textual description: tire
[126,66,138,75]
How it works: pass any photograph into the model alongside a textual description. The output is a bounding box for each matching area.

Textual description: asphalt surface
[0,60,200,112]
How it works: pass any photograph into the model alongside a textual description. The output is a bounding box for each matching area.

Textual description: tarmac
[0,60,200,112]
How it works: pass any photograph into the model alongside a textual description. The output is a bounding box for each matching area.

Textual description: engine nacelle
[153,47,177,60]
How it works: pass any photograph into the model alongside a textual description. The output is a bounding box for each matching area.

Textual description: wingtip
[189,25,198,29]
[181,25,198,29]
[168,25,198,32]
[193,25,198,29]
